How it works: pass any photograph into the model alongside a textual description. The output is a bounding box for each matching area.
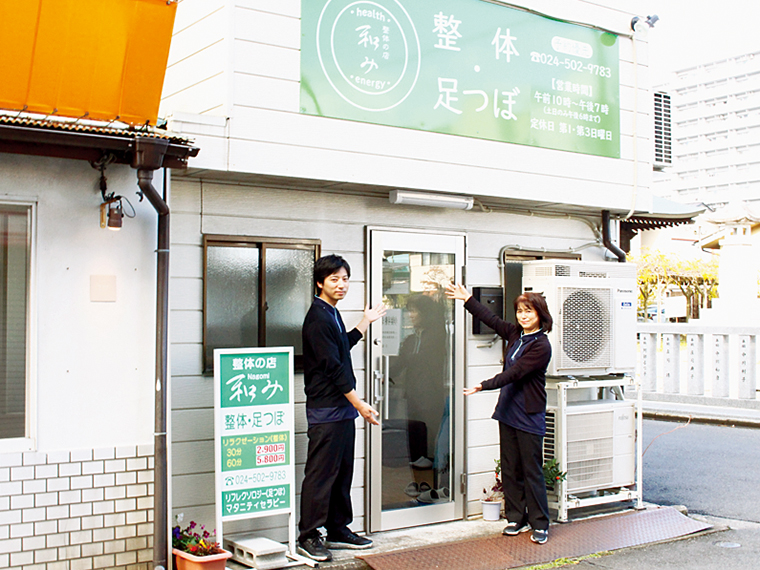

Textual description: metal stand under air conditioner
[545,376,643,523]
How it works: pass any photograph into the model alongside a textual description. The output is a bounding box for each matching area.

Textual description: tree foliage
[628,248,719,320]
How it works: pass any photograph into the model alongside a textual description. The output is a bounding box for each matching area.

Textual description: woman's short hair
[314,254,351,292]
[514,292,553,333]
[406,294,445,329]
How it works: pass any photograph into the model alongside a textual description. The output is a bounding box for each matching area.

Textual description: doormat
[358,507,712,570]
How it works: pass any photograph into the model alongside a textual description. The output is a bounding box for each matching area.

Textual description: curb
[643,411,760,429]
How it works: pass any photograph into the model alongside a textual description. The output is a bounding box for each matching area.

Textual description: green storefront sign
[215,348,295,524]
[301,0,620,158]
[222,484,290,517]
[221,431,291,472]
[219,352,290,408]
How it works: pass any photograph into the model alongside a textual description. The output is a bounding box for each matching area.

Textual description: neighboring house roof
[697,229,728,250]
[702,200,760,226]
[0,112,198,168]
[622,195,706,232]
[695,202,760,250]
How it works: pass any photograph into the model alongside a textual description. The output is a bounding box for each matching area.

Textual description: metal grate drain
[359,507,712,570]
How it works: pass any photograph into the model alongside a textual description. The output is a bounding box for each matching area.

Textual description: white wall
[167,176,608,528]
[162,0,655,215]
[159,0,648,531]
[0,154,159,453]
[162,0,228,117]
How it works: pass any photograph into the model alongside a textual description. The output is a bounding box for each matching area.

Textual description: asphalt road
[571,517,760,570]
[565,419,760,570]
[642,418,760,523]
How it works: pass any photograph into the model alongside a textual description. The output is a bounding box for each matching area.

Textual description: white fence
[637,324,760,403]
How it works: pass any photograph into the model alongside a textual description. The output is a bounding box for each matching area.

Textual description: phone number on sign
[225,470,287,486]
[531,53,612,77]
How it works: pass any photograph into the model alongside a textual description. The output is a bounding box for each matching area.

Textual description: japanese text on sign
[215,348,294,522]
[301,0,620,158]
[221,432,290,472]
[222,484,290,516]
[221,353,289,407]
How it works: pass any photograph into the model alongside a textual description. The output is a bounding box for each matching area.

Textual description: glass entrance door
[367,229,465,532]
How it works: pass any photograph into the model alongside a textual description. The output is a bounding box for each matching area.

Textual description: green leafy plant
[483,458,566,498]
[172,515,224,557]
[542,458,567,487]
[482,459,504,501]
[525,552,606,569]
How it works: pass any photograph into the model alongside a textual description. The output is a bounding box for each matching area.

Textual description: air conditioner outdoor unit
[545,400,635,494]
[522,260,637,376]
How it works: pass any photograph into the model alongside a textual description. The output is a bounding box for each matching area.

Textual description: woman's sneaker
[530,528,548,544]
[502,521,531,536]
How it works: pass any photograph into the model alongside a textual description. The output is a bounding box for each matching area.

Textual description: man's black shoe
[297,536,332,561]
[325,529,373,550]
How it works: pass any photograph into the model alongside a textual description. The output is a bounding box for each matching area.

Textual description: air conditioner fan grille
[559,287,612,369]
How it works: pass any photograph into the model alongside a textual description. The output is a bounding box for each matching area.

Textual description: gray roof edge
[631,195,706,220]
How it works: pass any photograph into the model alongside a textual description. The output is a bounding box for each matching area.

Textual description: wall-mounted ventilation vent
[654,91,672,170]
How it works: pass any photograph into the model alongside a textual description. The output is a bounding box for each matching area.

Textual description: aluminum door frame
[365,227,466,532]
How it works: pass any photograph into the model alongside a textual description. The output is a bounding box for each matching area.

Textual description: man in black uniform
[297,254,387,562]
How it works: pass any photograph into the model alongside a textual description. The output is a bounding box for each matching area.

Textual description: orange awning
[0,0,176,126]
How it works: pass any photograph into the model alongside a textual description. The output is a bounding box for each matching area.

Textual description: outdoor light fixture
[93,154,132,231]
[107,201,123,230]
[631,14,659,34]
[99,197,125,230]
[389,189,474,210]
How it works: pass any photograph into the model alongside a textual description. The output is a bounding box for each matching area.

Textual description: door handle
[373,369,383,410]
[382,355,390,421]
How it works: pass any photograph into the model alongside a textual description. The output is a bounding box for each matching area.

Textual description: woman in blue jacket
[446,284,553,545]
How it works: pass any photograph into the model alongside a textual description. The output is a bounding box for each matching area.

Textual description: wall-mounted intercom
[471,287,503,334]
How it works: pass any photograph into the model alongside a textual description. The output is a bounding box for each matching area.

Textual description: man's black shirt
[302,297,362,409]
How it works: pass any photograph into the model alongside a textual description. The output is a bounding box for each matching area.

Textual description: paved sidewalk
[280,505,723,570]
[225,402,759,570]
[218,506,753,570]
[571,514,760,570]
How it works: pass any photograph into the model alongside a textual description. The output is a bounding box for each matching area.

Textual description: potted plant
[480,459,503,521]
[543,458,567,491]
[172,516,232,570]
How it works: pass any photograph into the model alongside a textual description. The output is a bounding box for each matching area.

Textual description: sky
[636,0,760,84]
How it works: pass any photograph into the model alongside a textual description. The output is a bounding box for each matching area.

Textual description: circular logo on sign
[316,0,421,112]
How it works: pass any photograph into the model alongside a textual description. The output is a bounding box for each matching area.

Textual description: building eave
[0,115,199,169]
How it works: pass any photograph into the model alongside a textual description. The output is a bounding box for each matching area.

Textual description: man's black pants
[298,419,355,542]
[499,422,550,531]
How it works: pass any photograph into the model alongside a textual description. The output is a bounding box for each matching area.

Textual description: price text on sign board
[223,484,290,515]
[221,432,290,471]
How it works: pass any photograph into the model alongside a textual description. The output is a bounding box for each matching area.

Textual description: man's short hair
[314,254,351,292]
